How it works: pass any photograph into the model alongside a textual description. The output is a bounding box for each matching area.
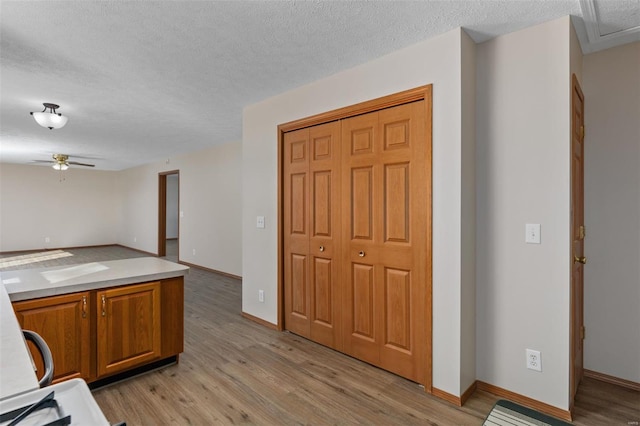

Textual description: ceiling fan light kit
[52,154,70,170]
[33,154,95,172]
[30,103,68,130]
[52,163,69,171]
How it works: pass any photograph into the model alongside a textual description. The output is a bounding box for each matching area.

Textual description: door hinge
[579,225,586,240]
[580,326,585,340]
[580,125,585,140]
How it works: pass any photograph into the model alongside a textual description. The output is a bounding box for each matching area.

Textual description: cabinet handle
[82,296,87,318]
[101,295,106,317]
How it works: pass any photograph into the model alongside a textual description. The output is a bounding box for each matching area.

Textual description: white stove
[0,379,109,426]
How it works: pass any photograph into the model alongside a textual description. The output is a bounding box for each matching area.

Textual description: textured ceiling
[0,0,635,170]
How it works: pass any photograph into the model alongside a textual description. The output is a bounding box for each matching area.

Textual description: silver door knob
[319,246,325,252]
[358,251,365,257]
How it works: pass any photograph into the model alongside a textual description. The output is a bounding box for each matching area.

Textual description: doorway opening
[158,170,180,261]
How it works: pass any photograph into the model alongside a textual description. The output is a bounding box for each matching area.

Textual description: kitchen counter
[0,284,39,401]
[0,257,188,403]
[1,257,189,302]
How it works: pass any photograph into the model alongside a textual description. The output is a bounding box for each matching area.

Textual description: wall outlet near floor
[133,237,137,243]
[192,249,196,256]
[526,349,542,372]
[44,237,50,243]
[258,290,265,303]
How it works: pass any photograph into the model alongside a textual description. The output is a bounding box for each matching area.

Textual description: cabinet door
[97,282,161,377]
[13,292,91,384]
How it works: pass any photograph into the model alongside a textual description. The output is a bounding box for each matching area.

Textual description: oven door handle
[23,330,54,388]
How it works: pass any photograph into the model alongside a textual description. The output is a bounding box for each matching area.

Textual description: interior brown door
[283,122,342,348]
[341,100,428,384]
[571,75,586,402]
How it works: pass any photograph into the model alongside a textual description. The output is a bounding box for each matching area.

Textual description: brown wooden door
[283,122,342,349]
[13,292,91,384]
[97,282,161,377]
[571,75,586,402]
[341,100,428,384]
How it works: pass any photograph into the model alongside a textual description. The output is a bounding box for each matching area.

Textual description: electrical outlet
[44,237,50,243]
[526,349,542,372]
[133,237,137,243]
[192,249,196,256]
[258,290,265,303]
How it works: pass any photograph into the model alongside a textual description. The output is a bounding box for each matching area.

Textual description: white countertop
[1,257,189,302]
[0,284,39,400]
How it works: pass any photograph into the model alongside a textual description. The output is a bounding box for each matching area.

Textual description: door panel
[309,122,342,348]
[284,129,311,336]
[349,262,378,364]
[290,174,307,234]
[313,171,331,236]
[284,122,342,348]
[291,254,308,318]
[342,101,428,384]
[312,257,332,324]
[384,163,410,243]
[351,167,374,240]
[384,267,411,352]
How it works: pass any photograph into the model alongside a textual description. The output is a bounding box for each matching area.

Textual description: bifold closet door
[283,122,342,349]
[341,100,428,384]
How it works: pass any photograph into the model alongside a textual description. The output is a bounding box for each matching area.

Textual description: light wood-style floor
[2,246,638,425]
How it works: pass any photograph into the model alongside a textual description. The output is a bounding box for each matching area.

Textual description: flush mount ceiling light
[30,103,69,130]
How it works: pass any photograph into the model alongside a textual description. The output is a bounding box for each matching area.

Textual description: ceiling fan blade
[68,161,95,167]
[32,160,55,164]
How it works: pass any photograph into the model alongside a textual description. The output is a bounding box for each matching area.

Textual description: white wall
[166,174,179,239]
[243,28,474,397]
[118,140,242,277]
[0,164,120,251]
[583,42,640,383]
[476,17,573,409]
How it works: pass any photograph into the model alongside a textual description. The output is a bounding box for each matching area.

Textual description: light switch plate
[525,223,541,244]
[257,216,265,229]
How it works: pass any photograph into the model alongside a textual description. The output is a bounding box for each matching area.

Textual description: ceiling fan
[34,154,95,170]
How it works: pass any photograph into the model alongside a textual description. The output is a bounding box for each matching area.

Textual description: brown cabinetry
[13,292,91,384]
[96,282,161,377]
[12,277,183,384]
